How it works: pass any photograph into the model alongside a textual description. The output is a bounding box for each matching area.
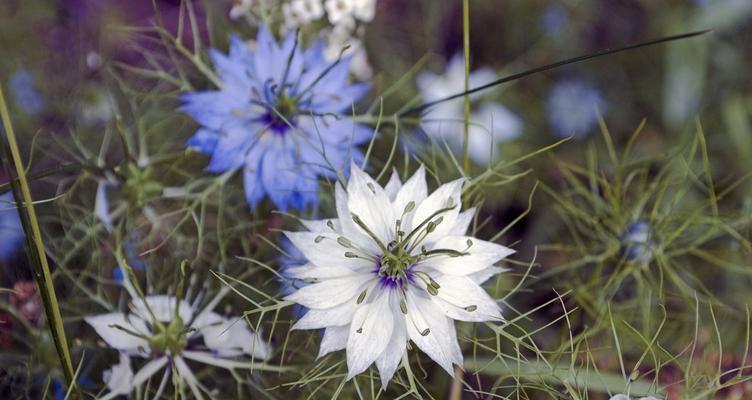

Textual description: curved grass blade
[0,83,77,395]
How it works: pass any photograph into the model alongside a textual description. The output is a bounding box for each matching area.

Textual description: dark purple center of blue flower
[261,112,295,134]
[373,261,415,290]
[263,91,299,135]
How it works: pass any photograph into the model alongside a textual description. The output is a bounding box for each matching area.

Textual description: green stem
[462,0,471,174]
[0,84,77,391]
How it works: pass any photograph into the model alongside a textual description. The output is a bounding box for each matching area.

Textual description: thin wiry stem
[461,0,471,174]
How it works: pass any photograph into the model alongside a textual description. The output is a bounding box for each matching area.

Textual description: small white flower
[283,0,325,29]
[609,395,661,400]
[284,163,514,388]
[417,54,523,166]
[352,0,376,22]
[325,0,356,24]
[229,0,254,20]
[85,277,272,399]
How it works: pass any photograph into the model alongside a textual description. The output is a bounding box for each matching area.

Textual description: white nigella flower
[417,54,523,166]
[85,276,272,399]
[283,163,514,388]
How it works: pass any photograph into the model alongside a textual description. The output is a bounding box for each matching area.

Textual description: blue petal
[205,120,259,172]
[186,128,220,154]
[209,48,251,89]
[0,192,24,262]
[179,91,249,130]
[309,83,370,113]
[260,137,318,211]
[243,168,266,208]
[229,34,255,66]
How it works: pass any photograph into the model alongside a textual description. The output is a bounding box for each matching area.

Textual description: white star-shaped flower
[85,277,271,399]
[283,163,514,388]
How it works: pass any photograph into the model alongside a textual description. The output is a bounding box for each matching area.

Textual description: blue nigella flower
[9,70,44,115]
[621,220,655,263]
[546,79,607,139]
[180,27,372,211]
[0,192,24,262]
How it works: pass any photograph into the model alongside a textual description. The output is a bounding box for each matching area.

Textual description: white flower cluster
[324,0,376,25]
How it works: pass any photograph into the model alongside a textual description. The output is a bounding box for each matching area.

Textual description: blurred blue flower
[546,79,607,139]
[539,4,568,35]
[181,27,372,211]
[112,237,147,282]
[279,237,307,293]
[9,70,44,115]
[0,192,24,262]
[278,237,308,318]
[621,220,655,263]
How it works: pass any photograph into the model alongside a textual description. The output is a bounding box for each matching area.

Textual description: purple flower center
[373,261,415,290]
[261,112,295,134]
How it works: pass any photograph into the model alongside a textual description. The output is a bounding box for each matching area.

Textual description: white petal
[174,356,205,400]
[284,274,373,309]
[335,183,377,252]
[392,165,427,230]
[132,295,194,323]
[467,103,523,166]
[433,275,503,322]
[609,395,630,400]
[300,218,340,233]
[283,262,356,280]
[200,315,248,357]
[182,350,272,369]
[199,314,271,360]
[292,300,359,330]
[375,311,407,389]
[411,179,464,245]
[101,353,134,399]
[346,163,396,245]
[423,236,515,275]
[468,266,508,285]
[404,289,462,376]
[383,168,402,200]
[449,208,476,236]
[284,231,374,270]
[191,310,223,331]
[317,325,350,358]
[346,291,395,379]
[95,181,113,232]
[133,356,169,386]
[85,313,150,353]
